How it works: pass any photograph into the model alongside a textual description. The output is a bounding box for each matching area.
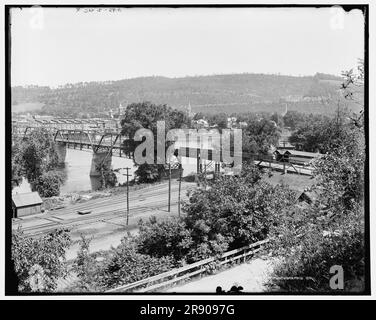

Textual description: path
[166,256,275,293]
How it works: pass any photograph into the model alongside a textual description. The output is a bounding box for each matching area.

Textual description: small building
[12,192,43,218]
[274,149,321,165]
[274,150,291,162]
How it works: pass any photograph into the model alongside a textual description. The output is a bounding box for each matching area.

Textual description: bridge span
[12,125,314,179]
[13,125,132,177]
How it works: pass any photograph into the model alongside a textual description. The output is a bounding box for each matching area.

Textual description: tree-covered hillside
[12,72,355,117]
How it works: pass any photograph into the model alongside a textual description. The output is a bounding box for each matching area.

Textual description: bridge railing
[105,238,269,293]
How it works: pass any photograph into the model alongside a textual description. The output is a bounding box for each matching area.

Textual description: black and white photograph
[3,2,372,299]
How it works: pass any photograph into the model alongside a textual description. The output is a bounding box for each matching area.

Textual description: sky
[10,6,365,87]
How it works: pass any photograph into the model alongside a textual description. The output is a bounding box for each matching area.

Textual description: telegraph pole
[124,167,130,225]
[178,164,183,217]
[168,163,171,212]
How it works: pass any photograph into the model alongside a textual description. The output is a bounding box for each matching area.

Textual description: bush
[137,216,193,265]
[12,228,71,292]
[268,207,365,292]
[183,168,296,257]
[71,235,102,292]
[71,237,175,291]
[97,237,175,290]
[135,163,164,183]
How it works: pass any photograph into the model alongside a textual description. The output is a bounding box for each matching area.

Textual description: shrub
[71,237,175,291]
[12,228,71,292]
[183,168,296,256]
[135,163,164,183]
[71,235,102,292]
[268,207,365,292]
[137,216,193,265]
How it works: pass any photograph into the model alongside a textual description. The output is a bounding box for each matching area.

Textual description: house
[12,192,43,218]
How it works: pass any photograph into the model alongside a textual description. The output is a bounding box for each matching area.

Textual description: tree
[120,102,190,183]
[282,111,307,130]
[95,162,118,190]
[34,170,65,197]
[12,228,71,292]
[182,165,296,261]
[137,216,193,264]
[341,59,364,128]
[71,235,101,292]
[268,66,366,291]
[288,112,352,153]
[242,118,281,155]
[206,112,228,130]
[134,163,163,183]
[12,128,64,196]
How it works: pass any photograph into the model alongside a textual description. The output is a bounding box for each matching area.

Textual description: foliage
[134,164,295,265]
[120,101,190,139]
[71,235,102,292]
[288,111,355,153]
[95,163,118,190]
[268,205,365,292]
[11,136,24,186]
[134,163,164,183]
[12,128,64,197]
[313,132,364,212]
[12,128,60,182]
[268,70,365,292]
[70,236,175,292]
[182,165,296,261]
[95,237,174,290]
[283,110,309,130]
[205,113,228,130]
[13,73,350,118]
[120,101,190,183]
[33,170,65,197]
[12,228,71,292]
[137,217,193,264]
[241,118,281,155]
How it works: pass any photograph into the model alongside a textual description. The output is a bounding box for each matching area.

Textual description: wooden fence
[106,238,269,293]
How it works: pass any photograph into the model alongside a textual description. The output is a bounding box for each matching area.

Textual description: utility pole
[178,164,183,217]
[124,167,131,225]
[168,163,171,212]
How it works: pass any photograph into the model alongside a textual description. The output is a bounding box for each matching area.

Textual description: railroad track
[13,182,193,237]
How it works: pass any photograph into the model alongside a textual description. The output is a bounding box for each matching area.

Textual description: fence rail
[106,238,269,293]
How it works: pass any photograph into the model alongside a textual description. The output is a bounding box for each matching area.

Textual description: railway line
[13,181,194,237]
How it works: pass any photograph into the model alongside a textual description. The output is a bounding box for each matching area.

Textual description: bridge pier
[90,152,112,177]
[55,142,67,165]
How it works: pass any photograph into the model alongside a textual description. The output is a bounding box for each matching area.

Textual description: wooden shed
[12,192,43,218]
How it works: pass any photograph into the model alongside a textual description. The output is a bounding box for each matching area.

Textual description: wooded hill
[12,72,358,117]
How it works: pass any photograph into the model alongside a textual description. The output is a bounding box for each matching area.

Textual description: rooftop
[12,192,43,208]
[276,149,322,158]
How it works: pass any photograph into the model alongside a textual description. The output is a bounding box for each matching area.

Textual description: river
[12,148,201,195]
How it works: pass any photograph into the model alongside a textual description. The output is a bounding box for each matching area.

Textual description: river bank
[42,180,170,212]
